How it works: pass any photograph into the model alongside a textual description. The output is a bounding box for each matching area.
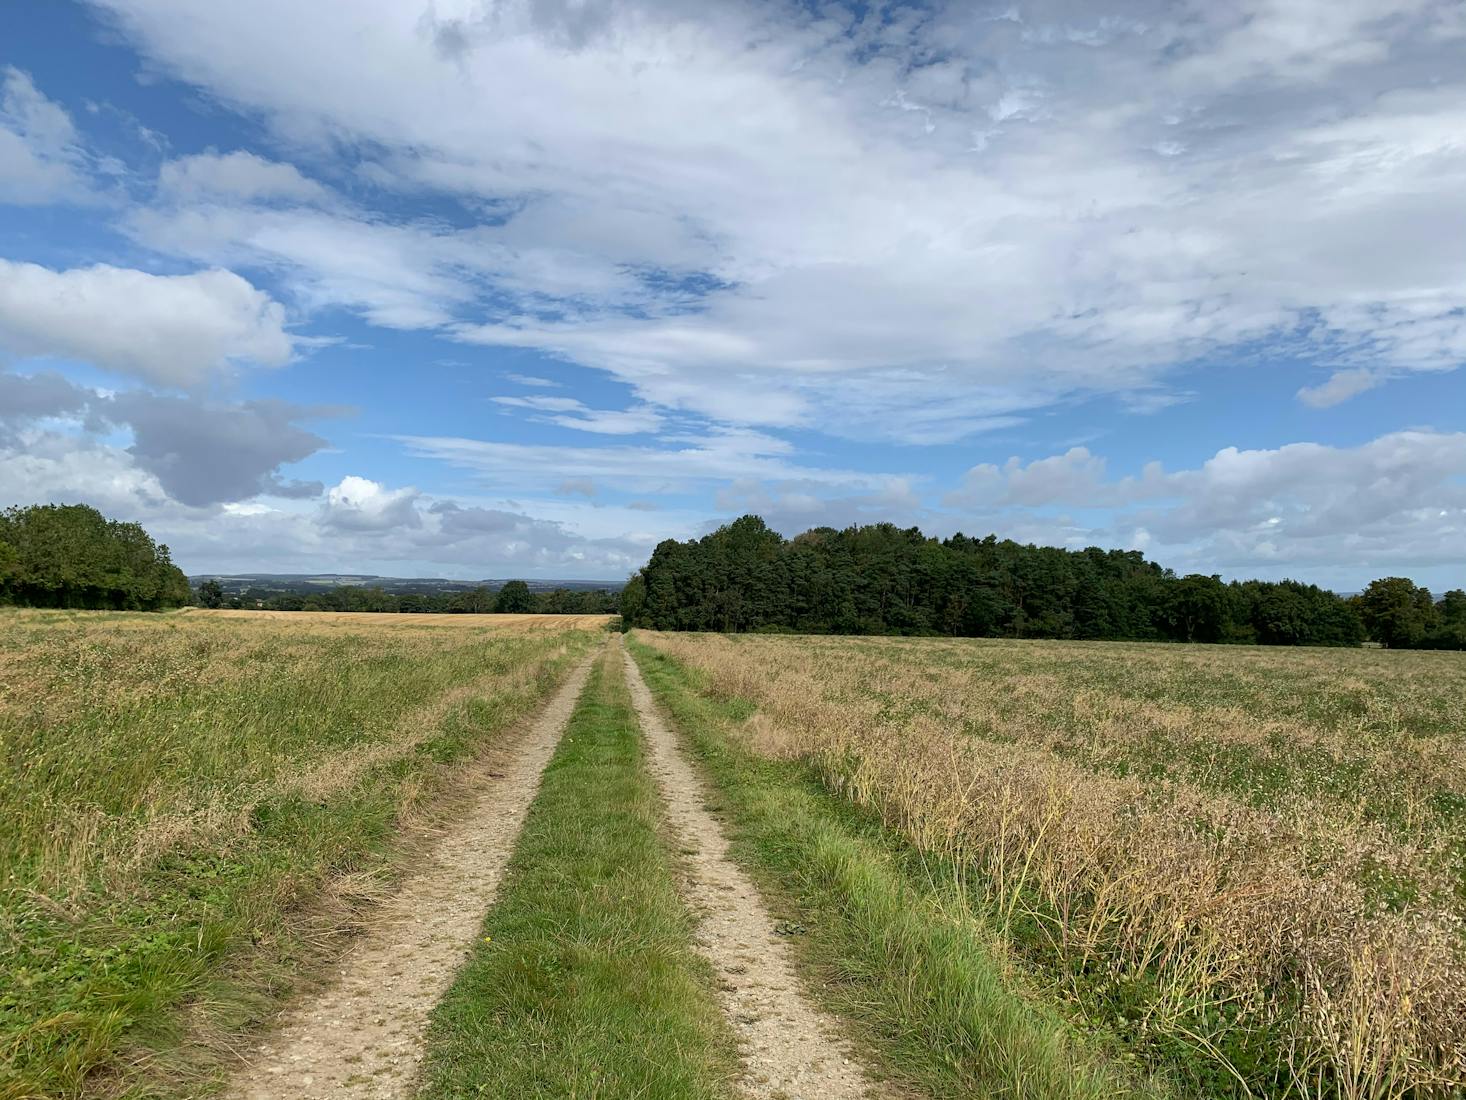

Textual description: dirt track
[623,643,879,1100]
[225,647,598,1100]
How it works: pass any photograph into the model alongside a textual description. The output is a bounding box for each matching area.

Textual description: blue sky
[1,0,1463,588]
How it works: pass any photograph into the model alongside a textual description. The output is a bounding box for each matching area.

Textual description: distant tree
[1356,577,1438,648]
[619,574,646,630]
[197,579,225,609]
[1439,589,1466,625]
[0,536,18,603]
[622,514,1373,647]
[0,503,190,610]
[494,579,534,613]
[1166,574,1230,643]
[449,586,495,614]
[1421,589,1466,650]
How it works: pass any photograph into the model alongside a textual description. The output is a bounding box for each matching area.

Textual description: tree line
[194,577,620,616]
[0,504,191,610]
[620,516,1466,649]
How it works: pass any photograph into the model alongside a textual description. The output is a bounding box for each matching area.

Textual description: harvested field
[637,631,1466,1099]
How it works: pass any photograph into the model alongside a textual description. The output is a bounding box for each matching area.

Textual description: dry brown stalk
[641,630,1466,1097]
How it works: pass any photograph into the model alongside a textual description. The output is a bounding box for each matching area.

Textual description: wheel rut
[623,642,881,1100]
[225,646,599,1100]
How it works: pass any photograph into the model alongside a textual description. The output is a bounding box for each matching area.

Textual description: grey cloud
[107,393,330,507]
[0,370,92,421]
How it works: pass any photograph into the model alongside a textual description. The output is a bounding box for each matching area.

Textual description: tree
[628,514,1373,647]
[494,579,534,613]
[0,503,190,610]
[197,579,225,609]
[619,573,647,629]
[1356,577,1438,648]
[1166,574,1230,643]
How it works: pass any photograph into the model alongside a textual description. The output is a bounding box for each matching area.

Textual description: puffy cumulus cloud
[945,430,1466,578]
[157,150,331,203]
[0,260,293,387]
[91,0,1466,438]
[322,475,421,531]
[945,448,1112,509]
[0,67,91,204]
[108,393,329,506]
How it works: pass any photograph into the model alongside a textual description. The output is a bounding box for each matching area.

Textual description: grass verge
[416,644,739,1099]
[627,635,1173,1100]
[0,612,597,1100]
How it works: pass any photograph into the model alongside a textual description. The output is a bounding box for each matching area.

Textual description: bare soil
[224,647,598,1100]
[623,643,881,1100]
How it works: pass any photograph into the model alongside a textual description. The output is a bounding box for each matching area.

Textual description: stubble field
[638,631,1466,1099]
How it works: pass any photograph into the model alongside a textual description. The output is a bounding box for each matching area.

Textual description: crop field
[6,609,1463,1100]
[637,631,1466,1098]
[0,609,607,1098]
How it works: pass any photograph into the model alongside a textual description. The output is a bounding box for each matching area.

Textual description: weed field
[0,609,606,1098]
[638,632,1466,1098]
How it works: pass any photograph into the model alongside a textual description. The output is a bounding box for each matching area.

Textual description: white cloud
[88,0,1466,436]
[396,426,904,495]
[0,259,293,387]
[0,67,91,204]
[945,430,1466,577]
[1297,368,1381,408]
[322,475,421,531]
[946,447,1111,508]
[492,394,662,435]
[158,150,329,203]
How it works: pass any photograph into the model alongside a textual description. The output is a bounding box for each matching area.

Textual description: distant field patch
[0,609,603,1098]
[181,607,614,628]
[639,631,1466,1098]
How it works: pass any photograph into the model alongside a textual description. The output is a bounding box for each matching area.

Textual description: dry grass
[0,608,605,1098]
[638,631,1466,1098]
[180,608,613,628]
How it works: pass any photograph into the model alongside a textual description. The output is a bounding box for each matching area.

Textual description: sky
[0,0,1463,589]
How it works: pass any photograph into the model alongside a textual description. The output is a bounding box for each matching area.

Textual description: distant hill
[190,573,624,597]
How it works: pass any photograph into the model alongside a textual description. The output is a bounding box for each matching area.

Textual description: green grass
[0,610,600,1099]
[416,645,739,1099]
[627,637,1170,1100]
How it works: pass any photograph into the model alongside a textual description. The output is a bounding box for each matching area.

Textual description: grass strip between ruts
[416,644,740,1099]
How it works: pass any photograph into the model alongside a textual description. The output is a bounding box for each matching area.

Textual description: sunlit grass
[417,643,739,1099]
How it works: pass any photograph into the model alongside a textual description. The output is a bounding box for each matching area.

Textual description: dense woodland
[621,516,1466,649]
[192,577,619,616]
[0,504,191,610]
